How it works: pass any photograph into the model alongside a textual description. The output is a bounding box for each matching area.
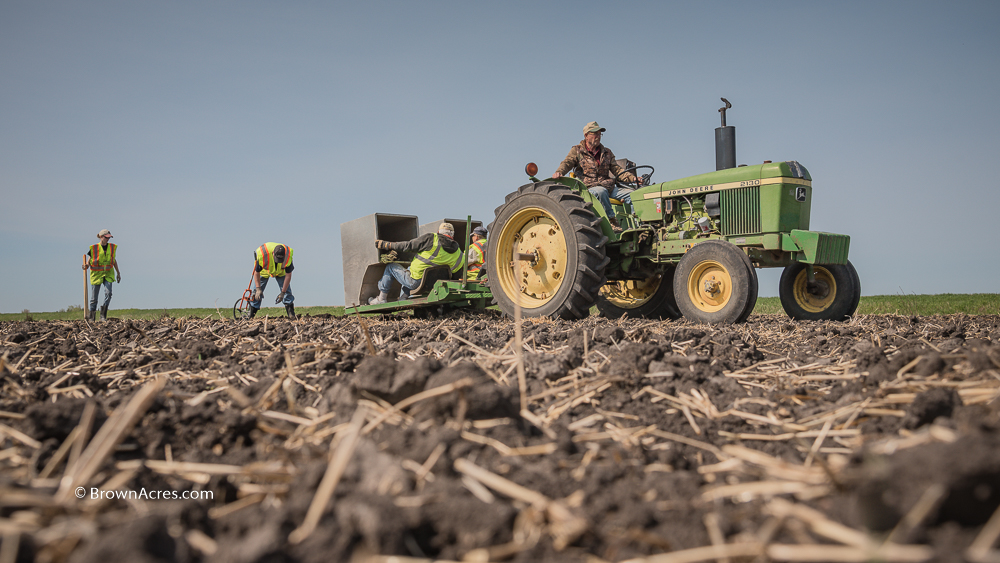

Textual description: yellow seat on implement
[609,198,623,205]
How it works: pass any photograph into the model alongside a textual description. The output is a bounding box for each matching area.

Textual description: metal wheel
[596,269,681,320]
[487,181,608,319]
[673,240,755,324]
[233,298,248,320]
[779,260,861,321]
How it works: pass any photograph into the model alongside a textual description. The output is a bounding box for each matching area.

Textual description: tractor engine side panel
[759,183,812,234]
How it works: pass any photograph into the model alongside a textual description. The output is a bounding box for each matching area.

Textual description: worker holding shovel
[82,229,121,321]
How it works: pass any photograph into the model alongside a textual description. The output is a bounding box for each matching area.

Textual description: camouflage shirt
[554,141,636,188]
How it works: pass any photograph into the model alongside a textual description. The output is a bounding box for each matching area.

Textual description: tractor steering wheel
[615,165,654,190]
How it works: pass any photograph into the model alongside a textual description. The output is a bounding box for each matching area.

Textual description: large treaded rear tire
[487,181,609,319]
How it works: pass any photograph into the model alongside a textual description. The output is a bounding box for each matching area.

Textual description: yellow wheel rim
[494,207,568,309]
[686,260,732,313]
[792,267,836,313]
[600,275,662,309]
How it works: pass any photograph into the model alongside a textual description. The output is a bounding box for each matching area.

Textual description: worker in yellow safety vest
[247,242,296,319]
[466,226,488,281]
[369,222,465,305]
[81,229,121,321]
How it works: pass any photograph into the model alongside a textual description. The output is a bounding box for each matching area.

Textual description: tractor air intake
[715,97,736,170]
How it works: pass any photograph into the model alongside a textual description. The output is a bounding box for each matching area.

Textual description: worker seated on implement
[466,226,488,281]
[370,222,465,305]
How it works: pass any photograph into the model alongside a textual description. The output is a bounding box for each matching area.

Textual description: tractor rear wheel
[673,240,757,324]
[779,261,861,321]
[596,269,681,320]
[487,181,609,319]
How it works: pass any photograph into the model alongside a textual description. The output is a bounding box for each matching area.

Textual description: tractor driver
[552,121,639,232]
[467,226,488,280]
[369,222,465,305]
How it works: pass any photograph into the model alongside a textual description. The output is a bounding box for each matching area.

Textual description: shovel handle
[83,267,89,320]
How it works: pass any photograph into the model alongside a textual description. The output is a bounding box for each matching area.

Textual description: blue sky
[2,1,998,313]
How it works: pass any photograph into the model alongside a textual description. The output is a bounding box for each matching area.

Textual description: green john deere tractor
[486,99,860,324]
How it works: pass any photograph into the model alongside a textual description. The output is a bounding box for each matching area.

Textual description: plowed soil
[1,312,999,563]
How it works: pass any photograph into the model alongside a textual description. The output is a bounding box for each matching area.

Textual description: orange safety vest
[467,238,487,278]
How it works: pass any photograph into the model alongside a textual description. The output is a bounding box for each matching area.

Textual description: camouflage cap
[439,222,455,237]
[583,121,606,134]
[97,229,113,238]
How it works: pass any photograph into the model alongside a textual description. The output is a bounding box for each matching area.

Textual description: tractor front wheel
[733,247,759,323]
[779,261,861,321]
[673,240,757,324]
[596,269,681,320]
[487,181,609,319]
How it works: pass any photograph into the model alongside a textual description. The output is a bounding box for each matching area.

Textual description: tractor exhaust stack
[715,97,736,170]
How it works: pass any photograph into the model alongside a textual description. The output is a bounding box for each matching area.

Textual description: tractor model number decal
[740,180,761,187]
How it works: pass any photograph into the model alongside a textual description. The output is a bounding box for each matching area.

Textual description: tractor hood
[634,161,811,200]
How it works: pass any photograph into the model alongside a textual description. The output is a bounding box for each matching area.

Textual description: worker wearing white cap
[82,229,121,321]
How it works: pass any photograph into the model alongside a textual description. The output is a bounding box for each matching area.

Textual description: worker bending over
[370,222,465,305]
[248,242,296,319]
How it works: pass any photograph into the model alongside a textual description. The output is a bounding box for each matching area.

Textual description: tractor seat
[410,265,451,296]
[609,198,624,205]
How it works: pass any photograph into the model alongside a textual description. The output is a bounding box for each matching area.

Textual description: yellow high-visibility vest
[88,243,116,284]
[255,242,294,278]
[410,234,463,280]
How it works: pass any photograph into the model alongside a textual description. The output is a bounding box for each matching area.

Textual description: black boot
[285,303,296,319]
[100,305,108,320]
[246,306,259,319]
[86,309,96,321]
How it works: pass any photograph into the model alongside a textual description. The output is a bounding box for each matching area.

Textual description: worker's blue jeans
[379,263,419,299]
[89,280,113,310]
[250,276,294,308]
[589,185,633,217]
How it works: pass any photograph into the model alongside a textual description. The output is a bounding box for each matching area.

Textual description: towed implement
[486,99,860,324]
[342,214,493,317]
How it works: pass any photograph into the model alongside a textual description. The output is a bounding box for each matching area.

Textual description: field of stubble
[1,312,999,563]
